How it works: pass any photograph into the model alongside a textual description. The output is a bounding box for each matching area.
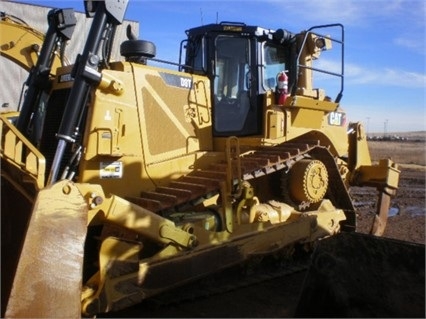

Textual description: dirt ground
[354,165,425,244]
[104,164,425,318]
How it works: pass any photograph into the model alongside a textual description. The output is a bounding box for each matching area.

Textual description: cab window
[263,43,286,91]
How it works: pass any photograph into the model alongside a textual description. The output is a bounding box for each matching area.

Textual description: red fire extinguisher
[276,71,288,105]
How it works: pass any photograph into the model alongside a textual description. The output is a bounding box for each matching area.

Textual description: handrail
[0,112,46,190]
[296,23,344,103]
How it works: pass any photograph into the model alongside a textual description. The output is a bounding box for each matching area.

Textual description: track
[126,140,355,228]
[127,141,322,212]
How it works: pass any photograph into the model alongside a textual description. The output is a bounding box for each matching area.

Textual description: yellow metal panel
[357,159,400,190]
[133,65,212,165]
[267,110,285,139]
[290,108,324,129]
[77,66,148,198]
[78,63,215,197]
[286,95,338,112]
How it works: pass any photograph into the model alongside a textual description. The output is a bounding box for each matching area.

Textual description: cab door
[212,35,260,136]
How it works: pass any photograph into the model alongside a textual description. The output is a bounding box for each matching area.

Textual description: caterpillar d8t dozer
[1,0,403,317]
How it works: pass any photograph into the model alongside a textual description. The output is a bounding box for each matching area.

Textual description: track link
[127,140,334,213]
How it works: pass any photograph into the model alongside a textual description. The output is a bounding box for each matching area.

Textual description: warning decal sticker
[100,161,123,179]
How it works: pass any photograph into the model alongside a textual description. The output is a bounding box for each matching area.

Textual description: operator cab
[183,22,294,137]
[182,22,344,138]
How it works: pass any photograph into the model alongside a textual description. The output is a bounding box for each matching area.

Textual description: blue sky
[15,0,426,133]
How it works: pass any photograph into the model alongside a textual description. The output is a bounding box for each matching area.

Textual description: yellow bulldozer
[2,1,420,317]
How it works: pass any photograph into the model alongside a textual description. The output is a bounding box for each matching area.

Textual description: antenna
[200,8,203,25]
[384,119,389,138]
[366,117,370,137]
[216,12,219,24]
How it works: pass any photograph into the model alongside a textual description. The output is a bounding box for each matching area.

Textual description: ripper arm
[348,122,400,235]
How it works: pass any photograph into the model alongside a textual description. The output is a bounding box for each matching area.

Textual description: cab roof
[185,21,276,38]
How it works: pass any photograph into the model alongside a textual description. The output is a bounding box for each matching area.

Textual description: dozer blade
[295,232,425,317]
[5,180,88,318]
